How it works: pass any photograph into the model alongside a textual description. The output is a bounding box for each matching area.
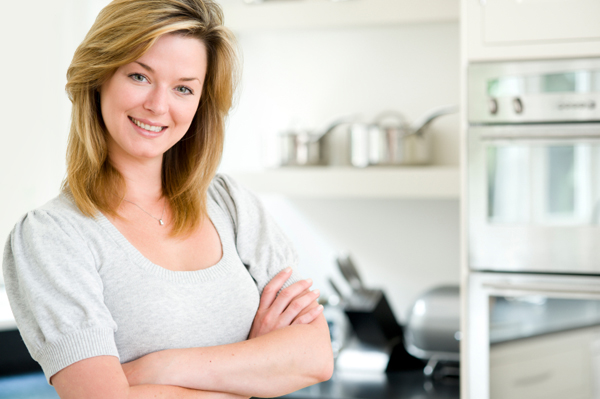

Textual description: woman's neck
[110,154,164,205]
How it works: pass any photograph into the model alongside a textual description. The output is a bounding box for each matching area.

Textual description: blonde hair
[63,0,238,236]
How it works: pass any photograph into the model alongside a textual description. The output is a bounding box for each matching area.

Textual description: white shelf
[228,166,460,199]
[220,0,459,31]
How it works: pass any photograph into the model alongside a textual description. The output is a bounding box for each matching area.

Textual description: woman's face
[100,34,207,165]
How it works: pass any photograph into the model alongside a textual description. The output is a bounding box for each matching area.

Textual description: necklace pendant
[159,219,164,226]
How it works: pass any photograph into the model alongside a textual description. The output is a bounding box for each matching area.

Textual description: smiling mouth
[129,116,167,133]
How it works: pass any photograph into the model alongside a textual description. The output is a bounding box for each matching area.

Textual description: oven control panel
[468,58,600,124]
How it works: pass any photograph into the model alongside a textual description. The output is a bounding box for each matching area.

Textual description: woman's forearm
[51,355,249,399]
[128,386,248,399]
[127,314,333,398]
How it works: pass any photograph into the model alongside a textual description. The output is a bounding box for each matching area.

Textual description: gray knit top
[2,174,301,382]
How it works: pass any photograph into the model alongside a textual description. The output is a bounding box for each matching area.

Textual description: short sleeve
[2,209,119,383]
[209,174,303,293]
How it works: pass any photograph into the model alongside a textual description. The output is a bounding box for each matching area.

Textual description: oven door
[468,123,600,273]
[467,273,600,399]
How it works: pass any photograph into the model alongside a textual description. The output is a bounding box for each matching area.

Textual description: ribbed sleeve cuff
[281,270,303,291]
[35,327,119,384]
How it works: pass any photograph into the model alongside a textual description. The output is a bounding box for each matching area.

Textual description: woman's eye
[176,86,193,95]
[129,73,147,82]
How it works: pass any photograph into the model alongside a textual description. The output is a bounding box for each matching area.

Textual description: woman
[2,0,333,398]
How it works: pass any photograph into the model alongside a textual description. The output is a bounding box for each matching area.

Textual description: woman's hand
[249,267,324,339]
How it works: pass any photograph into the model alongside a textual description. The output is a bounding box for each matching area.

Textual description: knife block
[343,289,402,347]
[343,288,424,371]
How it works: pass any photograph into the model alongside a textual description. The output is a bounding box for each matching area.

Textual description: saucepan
[278,118,353,166]
[351,105,458,167]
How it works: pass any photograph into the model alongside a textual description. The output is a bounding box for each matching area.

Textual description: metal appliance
[468,273,600,399]
[405,285,460,379]
[468,58,600,273]
[466,57,600,399]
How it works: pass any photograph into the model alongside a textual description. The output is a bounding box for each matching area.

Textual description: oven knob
[488,98,498,115]
[513,97,524,114]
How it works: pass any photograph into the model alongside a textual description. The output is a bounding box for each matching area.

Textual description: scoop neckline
[93,199,233,284]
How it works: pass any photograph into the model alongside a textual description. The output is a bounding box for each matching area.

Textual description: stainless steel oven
[468,273,600,399]
[466,58,600,399]
[468,58,600,273]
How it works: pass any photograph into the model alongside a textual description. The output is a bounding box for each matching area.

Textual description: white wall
[0,0,460,322]
[261,196,460,322]
[0,0,99,283]
[221,22,460,170]
[220,22,461,321]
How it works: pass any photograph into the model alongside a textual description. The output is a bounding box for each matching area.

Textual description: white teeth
[131,117,164,133]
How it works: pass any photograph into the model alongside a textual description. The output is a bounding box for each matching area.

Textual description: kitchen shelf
[227,166,460,199]
[219,0,459,31]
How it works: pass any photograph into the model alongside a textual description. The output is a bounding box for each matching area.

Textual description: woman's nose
[144,87,169,115]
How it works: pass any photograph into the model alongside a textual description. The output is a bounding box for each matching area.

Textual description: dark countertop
[0,367,459,399]
[0,318,459,399]
[279,370,459,399]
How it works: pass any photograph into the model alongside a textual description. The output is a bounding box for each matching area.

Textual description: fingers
[268,278,313,316]
[258,267,293,310]
[278,288,321,326]
[292,303,324,325]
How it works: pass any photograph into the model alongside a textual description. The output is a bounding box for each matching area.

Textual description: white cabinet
[463,0,600,61]
[489,326,600,399]
[219,0,459,31]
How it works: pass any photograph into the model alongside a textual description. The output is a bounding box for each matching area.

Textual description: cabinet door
[483,0,600,44]
[463,0,600,61]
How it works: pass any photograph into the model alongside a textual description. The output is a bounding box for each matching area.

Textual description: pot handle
[373,110,410,129]
[410,105,458,136]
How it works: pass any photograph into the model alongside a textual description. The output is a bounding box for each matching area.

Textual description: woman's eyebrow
[179,77,200,83]
[135,61,200,83]
[135,61,154,72]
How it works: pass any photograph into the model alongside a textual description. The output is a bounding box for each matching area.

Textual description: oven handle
[480,132,600,141]
[478,125,600,141]
[482,281,600,298]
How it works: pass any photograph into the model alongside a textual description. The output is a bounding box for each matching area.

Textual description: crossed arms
[51,268,334,399]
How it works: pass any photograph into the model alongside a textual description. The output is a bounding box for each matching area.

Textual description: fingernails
[305,278,313,285]
[283,267,292,273]
[313,289,320,297]
[317,305,324,312]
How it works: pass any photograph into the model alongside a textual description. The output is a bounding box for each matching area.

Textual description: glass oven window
[490,295,600,344]
[487,145,531,223]
[487,142,597,225]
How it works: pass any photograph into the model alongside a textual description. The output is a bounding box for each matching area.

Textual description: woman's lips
[128,116,168,137]
[129,116,167,133]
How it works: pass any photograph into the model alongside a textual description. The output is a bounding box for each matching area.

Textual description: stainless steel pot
[351,105,458,167]
[278,130,324,166]
[278,118,353,166]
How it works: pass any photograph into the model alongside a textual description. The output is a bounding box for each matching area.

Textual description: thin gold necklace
[123,198,167,226]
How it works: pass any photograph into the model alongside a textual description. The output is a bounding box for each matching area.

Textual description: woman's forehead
[133,34,207,79]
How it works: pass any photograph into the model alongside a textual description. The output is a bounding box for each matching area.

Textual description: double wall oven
[466,58,600,399]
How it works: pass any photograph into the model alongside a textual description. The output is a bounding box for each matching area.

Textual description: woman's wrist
[158,348,185,386]
[123,349,175,387]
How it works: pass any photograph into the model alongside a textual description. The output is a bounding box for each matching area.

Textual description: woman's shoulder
[207,173,262,221]
[208,173,241,196]
[8,191,98,246]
